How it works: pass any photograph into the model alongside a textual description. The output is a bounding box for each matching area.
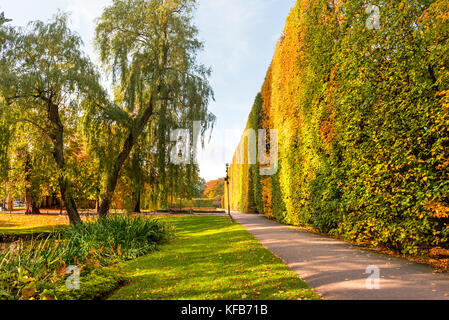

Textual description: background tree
[11,128,49,215]
[0,12,15,211]
[203,179,224,199]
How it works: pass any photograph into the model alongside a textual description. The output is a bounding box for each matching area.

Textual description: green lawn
[110,215,319,300]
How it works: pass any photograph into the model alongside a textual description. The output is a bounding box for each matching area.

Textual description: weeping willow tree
[95,0,214,217]
[0,14,110,225]
[0,3,214,218]
[109,73,210,212]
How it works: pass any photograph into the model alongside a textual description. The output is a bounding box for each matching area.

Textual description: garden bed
[0,215,172,300]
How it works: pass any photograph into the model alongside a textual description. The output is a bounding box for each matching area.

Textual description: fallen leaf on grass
[21,284,36,299]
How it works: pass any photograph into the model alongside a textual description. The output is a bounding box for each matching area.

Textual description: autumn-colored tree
[0,14,109,225]
[203,179,224,199]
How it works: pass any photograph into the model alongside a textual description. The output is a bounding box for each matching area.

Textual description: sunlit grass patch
[0,213,71,236]
[110,216,319,300]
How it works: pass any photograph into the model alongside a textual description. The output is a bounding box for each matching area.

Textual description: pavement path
[234,212,449,300]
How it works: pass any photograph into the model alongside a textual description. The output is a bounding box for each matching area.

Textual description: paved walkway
[234,213,449,300]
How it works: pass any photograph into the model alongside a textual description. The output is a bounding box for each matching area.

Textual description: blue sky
[0,0,295,181]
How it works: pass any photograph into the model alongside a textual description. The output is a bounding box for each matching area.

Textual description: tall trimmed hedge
[226,0,449,254]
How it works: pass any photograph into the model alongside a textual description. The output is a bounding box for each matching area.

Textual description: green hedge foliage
[226,0,449,254]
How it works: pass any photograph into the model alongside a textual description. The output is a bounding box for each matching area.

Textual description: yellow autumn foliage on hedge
[225,0,449,255]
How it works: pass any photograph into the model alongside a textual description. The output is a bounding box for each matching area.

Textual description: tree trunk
[58,180,80,224]
[5,192,12,212]
[133,191,141,213]
[47,101,82,225]
[25,188,41,215]
[98,93,157,218]
[24,152,40,215]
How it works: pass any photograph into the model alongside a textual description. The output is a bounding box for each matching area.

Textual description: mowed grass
[110,216,319,300]
[0,213,70,236]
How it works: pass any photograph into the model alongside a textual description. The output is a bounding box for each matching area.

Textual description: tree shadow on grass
[0,225,66,242]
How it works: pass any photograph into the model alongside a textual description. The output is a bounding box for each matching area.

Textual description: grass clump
[0,215,171,300]
[65,215,172,261]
